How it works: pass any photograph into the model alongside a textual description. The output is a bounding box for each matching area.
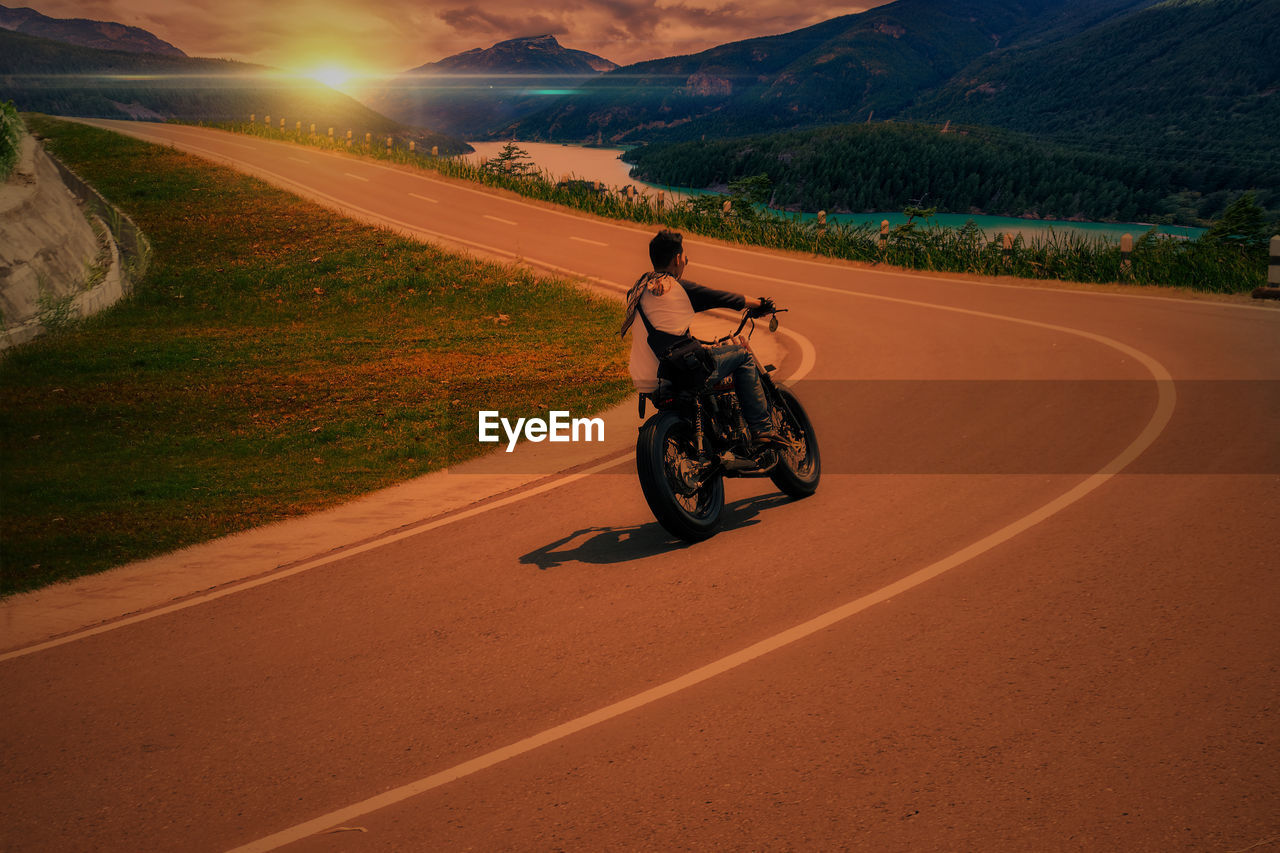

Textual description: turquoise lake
[463,141,1205,243]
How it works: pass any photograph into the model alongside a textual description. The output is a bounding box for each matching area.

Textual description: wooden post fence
[1253,235,1280,299]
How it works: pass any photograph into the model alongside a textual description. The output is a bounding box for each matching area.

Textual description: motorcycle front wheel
[769,387,821,498]
[636,410,725,542]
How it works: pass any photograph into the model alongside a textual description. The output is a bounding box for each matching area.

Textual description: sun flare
[308,66,352,90]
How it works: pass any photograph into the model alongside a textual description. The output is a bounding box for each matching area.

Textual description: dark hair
[649,230,683,270]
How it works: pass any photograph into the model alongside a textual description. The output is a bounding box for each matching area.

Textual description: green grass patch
[0,116,630,596]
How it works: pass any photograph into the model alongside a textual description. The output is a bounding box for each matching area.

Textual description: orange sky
[19,0,886,75]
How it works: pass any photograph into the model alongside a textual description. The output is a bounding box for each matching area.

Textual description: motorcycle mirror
[769,314,779,333]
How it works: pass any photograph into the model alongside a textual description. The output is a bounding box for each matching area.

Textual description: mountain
[0,29,471,155]
[903,0,1280,167]
[361,35,618,139]
[0,4,186,57]
[618,0,1279,225]
[412,34,617,75]
[500,0,1155,143]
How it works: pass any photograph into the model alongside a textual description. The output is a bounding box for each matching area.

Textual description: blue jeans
[707,344,771,433]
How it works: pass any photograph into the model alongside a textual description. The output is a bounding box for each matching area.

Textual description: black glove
[748,297,775,318]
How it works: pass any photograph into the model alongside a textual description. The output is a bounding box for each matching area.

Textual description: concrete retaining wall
[0,131,147,350]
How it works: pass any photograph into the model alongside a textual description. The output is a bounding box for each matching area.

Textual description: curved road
[2,121,1278,852]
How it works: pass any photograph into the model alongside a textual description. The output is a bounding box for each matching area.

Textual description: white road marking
[408,192,438,203]
[230,358,1173,853]
[570,236,608,246]
[344,172,369,182]
[287,156,309,164]
[0,451,633,664]
[224,287,1176,853]
[484,214,518,225]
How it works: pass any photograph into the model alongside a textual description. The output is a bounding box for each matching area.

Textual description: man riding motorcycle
[620,230,781,446]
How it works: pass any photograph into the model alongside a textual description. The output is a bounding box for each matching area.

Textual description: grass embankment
[0,101,21,180]
[0,116,630,596]
[216,120,1269,294]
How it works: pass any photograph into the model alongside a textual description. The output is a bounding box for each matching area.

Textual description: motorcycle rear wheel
[769,387,821,498]
[636,410,725,542]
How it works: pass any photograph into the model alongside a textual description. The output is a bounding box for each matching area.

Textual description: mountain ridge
[407,35,617,75]
[0,4,186,57]
[362,34,618,139]
[499,0,1158,143]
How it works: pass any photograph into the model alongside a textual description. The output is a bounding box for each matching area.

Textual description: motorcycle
[634,305,820,542]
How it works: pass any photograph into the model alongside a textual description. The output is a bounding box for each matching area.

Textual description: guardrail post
[279,118,285,131]
[265,114,270,126]
[409,141,415,153]
[817,210,826,235]
[250,114,255,124]
[1120,233,1133,275]
[880,219,889,251]
[431,146,438,157]
[1253,235,1280,299]
[722,199,732,215]
[1002,232,1014,266]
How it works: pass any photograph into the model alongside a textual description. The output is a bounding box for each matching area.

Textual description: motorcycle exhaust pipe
[719,451,773,474]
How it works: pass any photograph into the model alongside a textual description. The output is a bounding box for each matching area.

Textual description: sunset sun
[308,66,352,89]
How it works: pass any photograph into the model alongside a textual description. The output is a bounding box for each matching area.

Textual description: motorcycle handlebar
[704,306,787,345]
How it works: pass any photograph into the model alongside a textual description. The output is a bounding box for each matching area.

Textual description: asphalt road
[2,121,1278,852]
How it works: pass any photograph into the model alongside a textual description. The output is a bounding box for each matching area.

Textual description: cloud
[436,7,568,38]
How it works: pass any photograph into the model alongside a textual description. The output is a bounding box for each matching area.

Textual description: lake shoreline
[463,140,1206,243]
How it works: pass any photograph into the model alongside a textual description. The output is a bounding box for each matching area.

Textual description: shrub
[0,101,23,181]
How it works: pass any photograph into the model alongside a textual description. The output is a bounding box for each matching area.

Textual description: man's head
[649,230,685,273]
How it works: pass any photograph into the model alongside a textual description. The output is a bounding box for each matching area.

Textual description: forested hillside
[623,122,1278,224]
[905,0,1279,173]
[510,0,1275,219]
[501,0,1153,143]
